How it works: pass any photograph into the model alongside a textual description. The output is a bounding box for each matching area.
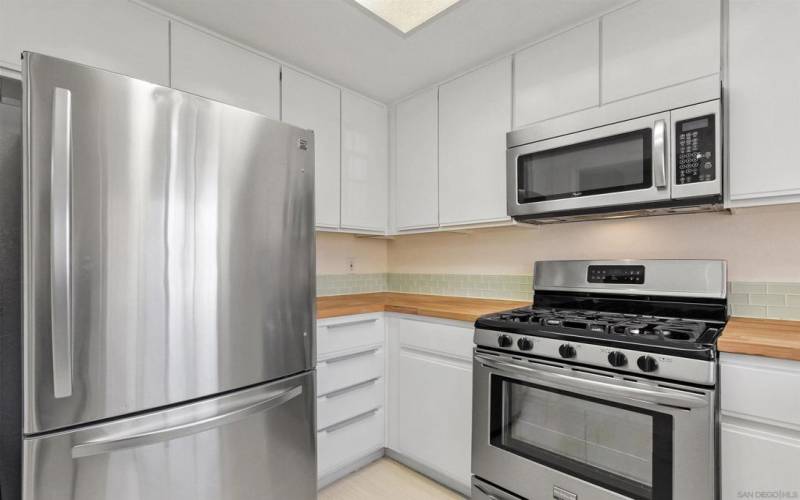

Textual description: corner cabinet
[727,0,800,206]
[0,0,169,85]
[340,91,388,233]
[720,353,800,498]
[394,89,439,231]
[386,315,473,495]
[438,57,512,227]
[281,68,342,229]
[170,23,280,119]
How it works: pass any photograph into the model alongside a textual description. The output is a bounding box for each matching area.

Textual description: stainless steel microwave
[506,100,722,222]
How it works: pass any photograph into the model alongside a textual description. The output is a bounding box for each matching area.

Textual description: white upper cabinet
[282,68,341,229]
[0,0,168,85]
[514,21,599,128]
[340,91,388,233]
[395,89,439,230]
[170,23,280,119]
[727,0,800,205]
[439,58,511,226]
[601,0,720,103]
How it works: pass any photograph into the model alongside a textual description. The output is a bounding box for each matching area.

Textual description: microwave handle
[653,119,668,189]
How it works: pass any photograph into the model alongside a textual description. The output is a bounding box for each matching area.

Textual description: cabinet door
[282,68,341,228]
[388,317,473,491]
[395,89,438,230]
[170,23,280,119]
[439,58,511,226]
[728,0,800,204]
[721,423,800,499]
[0,0,168,85]
[340,91,388,232]
[514,21,599,128]
[601,0,720,103]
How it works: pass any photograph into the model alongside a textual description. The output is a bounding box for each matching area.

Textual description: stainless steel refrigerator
[0,52,317,500]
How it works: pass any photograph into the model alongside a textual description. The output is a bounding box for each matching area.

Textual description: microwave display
[676,114,715,185]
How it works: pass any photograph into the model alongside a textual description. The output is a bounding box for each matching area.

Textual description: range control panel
[587,265,645,284]
[676,114,715,185]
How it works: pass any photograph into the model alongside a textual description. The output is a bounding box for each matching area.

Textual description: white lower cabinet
[387,315,473,494]
[316,314,386,486]
[720,353,800,498]
[315,312,474,493]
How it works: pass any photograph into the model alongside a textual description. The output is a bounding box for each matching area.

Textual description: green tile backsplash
[316,273,533,301]
[317,275,800,320]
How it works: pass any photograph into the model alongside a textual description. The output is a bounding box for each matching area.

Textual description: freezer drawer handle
[71,384,303,458]
[50,87,73,399]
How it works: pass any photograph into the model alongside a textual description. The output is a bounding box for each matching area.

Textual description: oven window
[491,376,672,500]
[516,129,653,203]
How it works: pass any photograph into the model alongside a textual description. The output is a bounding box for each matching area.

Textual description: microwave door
[507,111,671,218]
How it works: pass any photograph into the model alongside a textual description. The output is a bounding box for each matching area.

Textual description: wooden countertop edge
[317,294,800,362]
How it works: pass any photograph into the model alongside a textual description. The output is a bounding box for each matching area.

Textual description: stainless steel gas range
[471,260,727,500]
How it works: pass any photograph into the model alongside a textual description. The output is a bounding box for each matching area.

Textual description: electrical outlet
[347,258,356,273]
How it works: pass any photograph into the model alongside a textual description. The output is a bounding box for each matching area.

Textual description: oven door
[507,112,671,218]
[472,351,715,500]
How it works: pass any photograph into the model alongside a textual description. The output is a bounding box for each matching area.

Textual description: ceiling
[141,0,630,103]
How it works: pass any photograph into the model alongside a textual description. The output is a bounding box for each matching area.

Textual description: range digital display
[587,265,645,284]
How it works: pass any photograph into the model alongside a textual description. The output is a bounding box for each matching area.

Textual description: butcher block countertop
[317,292,527,323]
[718,317,800,362]
[317,293,800,362]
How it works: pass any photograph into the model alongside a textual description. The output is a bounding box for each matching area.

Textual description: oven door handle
[476,355,709,409]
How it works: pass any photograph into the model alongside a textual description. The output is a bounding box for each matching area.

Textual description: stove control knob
[608,351,628,367]
[558,344,576,359]
[497,334,513,348]
[637,355,658,372]
[517,338,533,351]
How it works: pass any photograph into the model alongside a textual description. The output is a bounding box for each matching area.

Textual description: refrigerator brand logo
[297,138,309,151]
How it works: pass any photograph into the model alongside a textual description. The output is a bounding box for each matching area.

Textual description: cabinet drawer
[721,423,800,498]
[317,377,384,431]
[317,347,384,396]
[721,354,800,428]
[317,314,384,357]
[318,408,385,476]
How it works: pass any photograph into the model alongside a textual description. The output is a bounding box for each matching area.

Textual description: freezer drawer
[22,371,317,500]
[22,53,315,434]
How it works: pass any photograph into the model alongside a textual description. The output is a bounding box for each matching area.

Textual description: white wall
[385,205,800,282]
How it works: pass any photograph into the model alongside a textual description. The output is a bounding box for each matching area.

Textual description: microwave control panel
[676,114,715,185]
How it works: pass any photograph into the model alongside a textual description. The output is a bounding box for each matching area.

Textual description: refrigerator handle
[70,384,303,458]
[50,87,73,399]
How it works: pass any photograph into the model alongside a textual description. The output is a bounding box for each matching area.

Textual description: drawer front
[317,377,384,431]
[392,316,473,361]
[721,354,800,428]
[721,422,800,498]
[317,314,384,358]
[317,408,385,476]
[317,347,385,396]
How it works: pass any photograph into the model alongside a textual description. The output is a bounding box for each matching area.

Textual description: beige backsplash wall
[316,232,388,274]
[387,204,800,282]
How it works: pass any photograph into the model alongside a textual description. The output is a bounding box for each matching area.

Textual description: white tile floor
[318,458,465,500]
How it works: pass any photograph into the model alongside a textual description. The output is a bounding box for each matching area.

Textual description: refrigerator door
[23,52,315,434]
[23,371,317,500]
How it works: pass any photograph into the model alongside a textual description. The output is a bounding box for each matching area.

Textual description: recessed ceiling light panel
[353,0,463,35]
